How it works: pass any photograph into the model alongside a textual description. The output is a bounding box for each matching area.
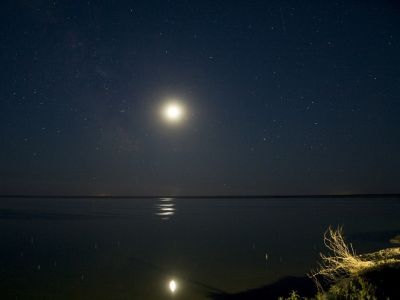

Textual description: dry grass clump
[310,227,400,288]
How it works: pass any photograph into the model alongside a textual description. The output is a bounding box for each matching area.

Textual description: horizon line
[0,193,399,199]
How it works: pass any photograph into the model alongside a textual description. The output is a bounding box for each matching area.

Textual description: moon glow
[169,279,177,293]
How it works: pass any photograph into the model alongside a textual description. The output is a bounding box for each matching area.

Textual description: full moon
[162,102,185,123]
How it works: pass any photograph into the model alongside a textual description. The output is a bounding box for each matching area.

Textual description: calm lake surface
[0,197,399,299]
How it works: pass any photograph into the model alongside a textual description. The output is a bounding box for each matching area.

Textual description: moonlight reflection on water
[169,279,178,293]
[155,198,176,220]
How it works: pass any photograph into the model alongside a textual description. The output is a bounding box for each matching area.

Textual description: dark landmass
[0,193,399,199]
[320,263,400,300]
[208,276,317,299]
[208,264,400,300]
[355,264,400,299]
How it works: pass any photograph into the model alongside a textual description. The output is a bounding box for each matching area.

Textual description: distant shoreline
[0,194,399,199]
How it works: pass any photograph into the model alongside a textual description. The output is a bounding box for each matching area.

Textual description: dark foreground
[209,276,316,299]
[210,263,400,299]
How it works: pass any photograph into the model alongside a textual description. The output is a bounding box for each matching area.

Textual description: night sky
[1,1,399,196]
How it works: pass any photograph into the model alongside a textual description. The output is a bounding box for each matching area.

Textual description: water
[0,197,399,299]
